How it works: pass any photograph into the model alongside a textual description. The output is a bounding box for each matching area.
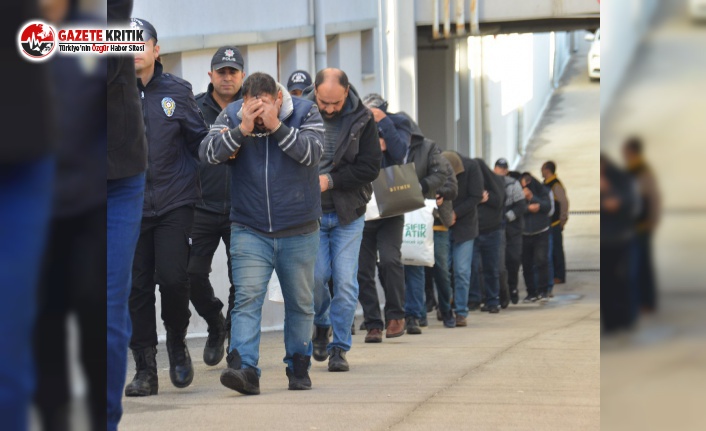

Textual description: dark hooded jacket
[475,158,505,234]
[450,156,484,244]
[302,84,382,226]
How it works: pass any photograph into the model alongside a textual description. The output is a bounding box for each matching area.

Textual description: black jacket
[107,0,147,179]
[302,85,382,226]
[194,84,242,214]
[408,136,451,199]
[139,62,208,217]
[2,2,55,164]
[475,158,505,234]
[450,156,484,244]
[50,9,107,217]
[522,178,552,235]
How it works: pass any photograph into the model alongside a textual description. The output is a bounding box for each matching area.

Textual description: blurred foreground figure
[600,154,640,334]
[33,1,110,430]
[623,137,661,314]
[0,2,55,431]
[105,0,148,429]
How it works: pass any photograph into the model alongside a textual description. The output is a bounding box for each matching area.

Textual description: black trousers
[130,205,193,349]
[522,230,549,296]
[505,229,523,294]
[34,206,107,431]
[188,208,234,332]
[357,215,405,329]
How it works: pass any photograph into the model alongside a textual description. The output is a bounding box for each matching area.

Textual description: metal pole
[456,0,465,35]
[433,0,440,39]
[314,0,327,72]
[443,0,451,39]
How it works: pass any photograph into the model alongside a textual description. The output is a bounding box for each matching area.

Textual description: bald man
[302,69,381,372]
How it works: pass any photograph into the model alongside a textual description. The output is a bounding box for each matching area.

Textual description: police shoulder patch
[162,97,176,117]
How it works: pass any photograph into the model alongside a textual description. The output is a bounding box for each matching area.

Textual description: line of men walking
[117,17,571,408]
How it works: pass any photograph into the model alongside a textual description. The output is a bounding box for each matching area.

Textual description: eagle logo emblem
[162,97,176,117]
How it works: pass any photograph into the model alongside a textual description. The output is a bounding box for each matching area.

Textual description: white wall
[600,0,659,117]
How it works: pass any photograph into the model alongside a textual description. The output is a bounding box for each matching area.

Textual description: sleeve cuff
[271,123,292,142]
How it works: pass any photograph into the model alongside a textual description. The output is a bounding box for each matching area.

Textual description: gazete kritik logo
[18,21,145,62]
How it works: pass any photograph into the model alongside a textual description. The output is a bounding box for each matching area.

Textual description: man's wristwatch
[325,173,334,190]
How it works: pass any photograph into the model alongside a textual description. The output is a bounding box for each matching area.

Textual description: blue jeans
[229,224,319,375]
[0,157,54,431]
[314,213,364,352]
[404,265,426,319]
[107,173,145,431]
[432,230,453,314]
[470,229,502,307]
[451,236,475,317]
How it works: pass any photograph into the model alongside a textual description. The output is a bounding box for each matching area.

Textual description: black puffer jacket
[139,62,208,217]
[194,84,242,214]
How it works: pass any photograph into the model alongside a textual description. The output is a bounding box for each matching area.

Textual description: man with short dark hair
[200,71,325,394]
[541,161,569,286]
[286,69,312,97]
[189,46,246,367]
[303,68,382,372]
[125,18,208,397]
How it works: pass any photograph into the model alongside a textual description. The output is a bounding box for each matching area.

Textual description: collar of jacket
[137,60,163,89]
[235,82,294,123]
[543,174,558,185]
[204,83,242,112]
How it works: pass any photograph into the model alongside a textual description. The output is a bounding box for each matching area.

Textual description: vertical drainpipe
[314,0,327,72]
[480,38,491,160]
[433,0,440,40]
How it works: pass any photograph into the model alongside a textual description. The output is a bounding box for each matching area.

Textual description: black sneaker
[328,347,349,372]
[405,316,422,334]
[203,313,226,366]
[488,306,500,314]
[510,289,519,305]
[538,292,549,303]
[523,294,539,303]
[286,353,312,390]
[480,304,490,312]
[312,326,330,362]
[468,302,481,311]
[419,315,428,327]
[220,350,260,395]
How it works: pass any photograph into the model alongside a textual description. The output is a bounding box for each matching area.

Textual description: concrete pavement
[120,44,599,431]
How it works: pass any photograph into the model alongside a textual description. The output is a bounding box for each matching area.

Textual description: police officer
[189,46,245,366]
[286,69,312,97]
[125,18,208,397]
